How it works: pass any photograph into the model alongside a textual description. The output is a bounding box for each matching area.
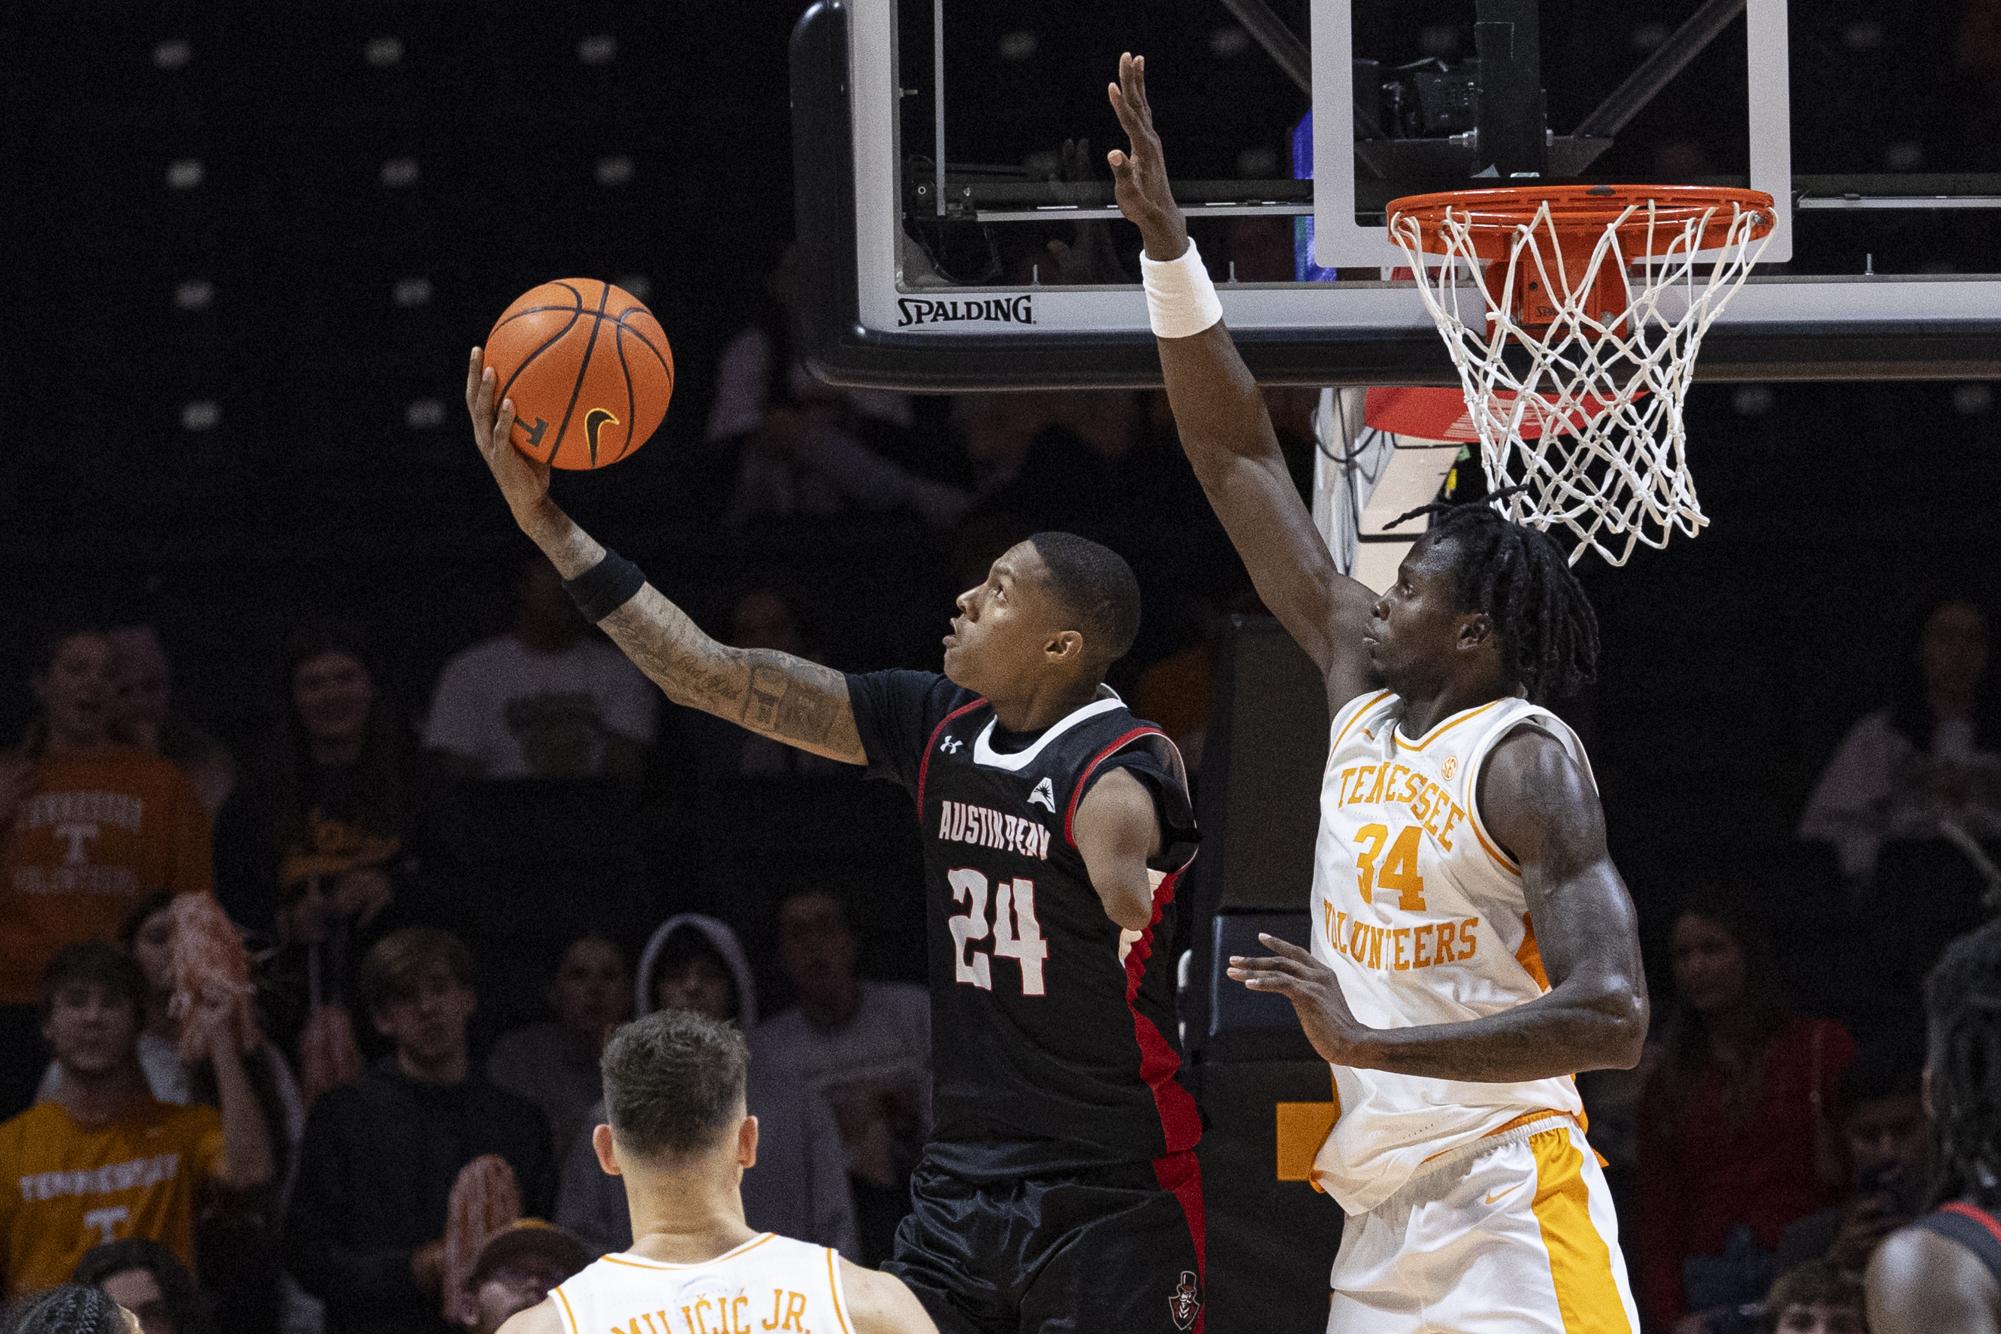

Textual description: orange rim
[1387,184,1776,261]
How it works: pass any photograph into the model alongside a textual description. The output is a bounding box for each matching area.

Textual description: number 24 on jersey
[947,868,1049,996]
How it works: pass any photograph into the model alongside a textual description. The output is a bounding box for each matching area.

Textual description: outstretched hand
[1105,52,1189,261]
[465,347,552,527]
[1229,932,1378,1067]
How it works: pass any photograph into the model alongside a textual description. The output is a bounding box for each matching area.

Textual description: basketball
[483,279,674,470]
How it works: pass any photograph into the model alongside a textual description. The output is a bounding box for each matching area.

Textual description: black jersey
[846,670,1200,1181]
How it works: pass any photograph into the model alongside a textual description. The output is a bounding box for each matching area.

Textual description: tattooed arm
[464,346,865,764]
[1229,725,1648,1082]
[565,531,863,764]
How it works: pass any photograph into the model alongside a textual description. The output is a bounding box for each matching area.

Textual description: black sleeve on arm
[841,670,976,795]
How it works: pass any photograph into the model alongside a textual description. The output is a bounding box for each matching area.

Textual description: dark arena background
[5,2,2000,1332]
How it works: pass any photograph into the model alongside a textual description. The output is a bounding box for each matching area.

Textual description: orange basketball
[483,279,674,470]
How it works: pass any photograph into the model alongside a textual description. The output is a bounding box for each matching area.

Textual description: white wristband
[1140,239,1223,340]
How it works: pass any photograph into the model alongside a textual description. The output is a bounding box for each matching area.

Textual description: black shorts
[885,1149,1207,1334]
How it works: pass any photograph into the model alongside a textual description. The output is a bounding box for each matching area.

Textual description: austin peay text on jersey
[936,799,1052,862]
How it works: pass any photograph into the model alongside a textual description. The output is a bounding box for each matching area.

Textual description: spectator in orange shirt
[0,630,213,1118]
[0,945,273,1299]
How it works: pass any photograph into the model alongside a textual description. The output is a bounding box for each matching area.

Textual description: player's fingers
[1116,62,1142,133]
[1229,968,1296,993]
[1108,81,1141,141]
[1257,932,1315,963]
[1111,66,1151,145]
[466,347,484,413]
[495,397,518,454]
[1122,53,1154,129]
[1228,954,1309,983]
[473,364,497,432]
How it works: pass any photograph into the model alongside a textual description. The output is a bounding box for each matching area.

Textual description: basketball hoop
[1386,185,1776,565]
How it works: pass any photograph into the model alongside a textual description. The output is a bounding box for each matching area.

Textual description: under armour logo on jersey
[1441,756,1458,780]
[939,736,964,753]
[1027,777,1056,812]
[1170,1270,1202,1331]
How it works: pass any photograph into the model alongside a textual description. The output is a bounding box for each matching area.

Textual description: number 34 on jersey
[1328,822,1483,974]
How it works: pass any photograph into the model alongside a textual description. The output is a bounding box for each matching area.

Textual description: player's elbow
[1589,988,1649,1069]
[1106,892,1155,934]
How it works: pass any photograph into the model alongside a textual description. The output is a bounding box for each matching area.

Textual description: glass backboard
[791,0,2001,389]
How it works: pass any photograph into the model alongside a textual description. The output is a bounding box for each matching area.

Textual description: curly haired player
[1867,920,2001,1334]
[1108,50,1647,1334]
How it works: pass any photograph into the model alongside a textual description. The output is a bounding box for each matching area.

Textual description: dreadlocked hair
[1,1285,129,1334]
[1925,918,2001,1210]
[1387,496,1600,704]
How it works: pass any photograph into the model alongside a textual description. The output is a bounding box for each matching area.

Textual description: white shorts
[1327,1118,1639,1334]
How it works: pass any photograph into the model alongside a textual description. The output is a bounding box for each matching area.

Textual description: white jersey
[551,1233,851,1334]
[1310,690,1590,1213]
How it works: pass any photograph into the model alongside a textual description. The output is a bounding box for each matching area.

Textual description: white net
[1388,193,1774,565]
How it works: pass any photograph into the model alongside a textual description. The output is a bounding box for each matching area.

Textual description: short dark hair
[73,1239,213,1334]
[358,926,475,1014]
[1,1285,130,1334]
[649,929,740,1022]
[1027,532,1142,668]
[601,1009,748,1160]
[40,943,147,1020]
[776,887,855,933]
[1390,501,1600,704]
[554,929,627,975]
[1763,1260,1862,1332]
[1839,1044,1925,1118]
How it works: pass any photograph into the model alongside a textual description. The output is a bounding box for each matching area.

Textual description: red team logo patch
[1170,1270,1201,1331]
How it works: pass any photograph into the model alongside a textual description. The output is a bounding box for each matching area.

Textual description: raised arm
[1106,53,1380,705]
[195,996,275,1196]
[465,349,865,764]
[1230,726,1648,1081]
